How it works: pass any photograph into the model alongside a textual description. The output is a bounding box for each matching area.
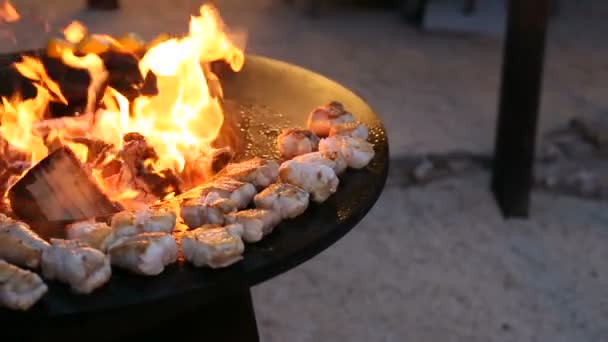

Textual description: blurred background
[2,0,607,341]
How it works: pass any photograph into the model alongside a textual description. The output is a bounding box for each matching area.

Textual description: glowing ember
[63,21,87,44]
[0,0,19,23]
[0,4,244,209]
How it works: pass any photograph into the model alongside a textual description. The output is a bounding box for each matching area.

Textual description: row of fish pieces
[181,209,287,269]
[0,216,111,303]
[181,176,310,239]
[179,159,281,228]
[65,208,179,277]
[179,177,257,228]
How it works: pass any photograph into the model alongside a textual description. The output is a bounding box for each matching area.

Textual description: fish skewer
[254,183,309,219]
[319,135,375,169]
[66,221,113,251]
[276,128,320,159]
[223,158,280,189]
[108,232,178,276]
[224,209,281,243]
[307,101,356,137]
[180,194,237,228]
[197,178,257,209]
[111,207,177,237]
[0,215,50,269]
[181,224,245,268]
[41,239,111,294]
[279,160,339,203]
[293,150,347,175]
[0,260,48,311]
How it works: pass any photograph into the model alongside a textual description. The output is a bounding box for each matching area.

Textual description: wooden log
[8,146,119,238]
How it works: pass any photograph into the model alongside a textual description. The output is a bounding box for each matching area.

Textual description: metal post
[492,0,550,217]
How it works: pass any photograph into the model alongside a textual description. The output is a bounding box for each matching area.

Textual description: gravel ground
[1,0,607,341]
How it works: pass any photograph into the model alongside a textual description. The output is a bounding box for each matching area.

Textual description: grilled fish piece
[278,160,339,203]
[198,177,256,209]
[319,135,375,169]
[276,128,320,159]
[329,121,369,140]
[224,209,281,243]
[224,158,279,189]
[254,183,309,219]
[181,224,244,268]
[0,260,47,311]
[307,101,356,137]
[292,150,347,175]
[41,239,111,294]
[0,217,49,269]
[108,232,178,276]
[111,207,177,237]
[180,195,237,228]
[66,221,113,251]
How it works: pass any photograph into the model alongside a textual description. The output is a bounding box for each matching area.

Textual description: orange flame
[0,4,244,208]
[14,56,68,105]
[0,1,19,23]
[0,86,49,164]
[98,4,244,172]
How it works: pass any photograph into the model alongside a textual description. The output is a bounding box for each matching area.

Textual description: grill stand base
[118,288,260,342]
[7,288,259,342]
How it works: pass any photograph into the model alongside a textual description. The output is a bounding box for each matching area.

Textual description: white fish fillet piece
[329,121,369,140]
[0,216,50,269]
[108,232,178,276]
[182,224,244,268]
[278,160,339,203]
[224,158,280,189]
[276,128,320,159]
[198,178,256,209]
[0,259,47,311]
[41,239,111,294]
[66,221,113,251]
[180,195,237,228]
[111,207,177,237]
[293,150,347,175]
[254,183,309,219]
[224,209,281,243]
[319,135,375,169]
[307,101,356,137]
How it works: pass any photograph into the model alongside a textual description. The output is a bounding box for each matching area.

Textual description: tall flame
[97,4,244,172]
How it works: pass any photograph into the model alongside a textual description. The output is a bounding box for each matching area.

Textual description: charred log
[0,51,151,117]
[119,133,182,198]
[8,146,119,238]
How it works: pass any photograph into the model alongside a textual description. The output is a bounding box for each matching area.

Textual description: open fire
[0,4,244,209]
[0,1,377,312]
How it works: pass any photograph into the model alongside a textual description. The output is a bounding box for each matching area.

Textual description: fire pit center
[0,4,388,341]
[1,53,389,341]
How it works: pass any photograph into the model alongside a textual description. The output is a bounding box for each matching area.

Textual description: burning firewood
[115,132,183,200]
[7,146,120,238]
